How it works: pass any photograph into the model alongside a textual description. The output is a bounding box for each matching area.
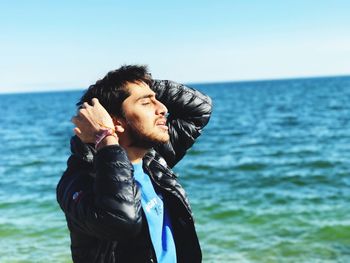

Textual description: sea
[1,76,350,263]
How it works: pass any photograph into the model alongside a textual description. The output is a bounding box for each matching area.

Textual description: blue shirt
[133,162,177,263]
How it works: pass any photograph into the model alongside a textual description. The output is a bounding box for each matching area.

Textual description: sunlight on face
[121,82,170,148]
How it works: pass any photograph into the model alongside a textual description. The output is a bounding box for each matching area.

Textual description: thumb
[73,127,82,136]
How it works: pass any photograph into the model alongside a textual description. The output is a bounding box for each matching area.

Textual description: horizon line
[1,73,349,95]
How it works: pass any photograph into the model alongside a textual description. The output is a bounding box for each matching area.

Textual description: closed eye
[140,98,152,105]
[137,93,156,105]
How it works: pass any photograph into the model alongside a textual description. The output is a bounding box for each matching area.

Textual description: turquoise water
[1,76,350,262]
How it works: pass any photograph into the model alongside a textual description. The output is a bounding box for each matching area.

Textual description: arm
[151,80,212,167]
[56,139,143,241]
[57,99,143,240]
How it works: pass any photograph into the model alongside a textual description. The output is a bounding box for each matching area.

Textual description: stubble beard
[126,119,170,149]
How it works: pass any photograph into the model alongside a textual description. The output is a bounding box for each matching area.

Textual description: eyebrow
[136,93,156,101]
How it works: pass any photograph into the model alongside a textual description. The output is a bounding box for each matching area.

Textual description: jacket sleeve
[56,143,143,241]
[151,80,212,168]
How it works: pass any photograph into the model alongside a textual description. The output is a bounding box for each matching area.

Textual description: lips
[156,119,166,125]
[156,118,168,130]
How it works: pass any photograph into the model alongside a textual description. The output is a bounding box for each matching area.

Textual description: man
[57,65,212,262]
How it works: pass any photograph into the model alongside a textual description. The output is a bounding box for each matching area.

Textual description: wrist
[95,135,119,151]
[95,128,119,150]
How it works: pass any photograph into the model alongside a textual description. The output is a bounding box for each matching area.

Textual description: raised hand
[71,98,117,144]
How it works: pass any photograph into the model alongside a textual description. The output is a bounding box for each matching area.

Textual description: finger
[73,127,82,136]
[77,108,87,117]
[83,102,91,108]
[71,116,78,125]
[91,98,99,106]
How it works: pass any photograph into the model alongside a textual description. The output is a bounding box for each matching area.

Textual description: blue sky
[1,0,349,93]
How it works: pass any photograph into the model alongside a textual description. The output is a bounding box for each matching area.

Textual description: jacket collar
[69,135,168,176]
[70,135,160,165]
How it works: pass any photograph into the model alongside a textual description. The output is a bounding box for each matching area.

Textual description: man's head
[77,65,152,117]
[77,65,169,148]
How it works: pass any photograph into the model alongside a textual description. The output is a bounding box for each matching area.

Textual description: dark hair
[77,65,153,117]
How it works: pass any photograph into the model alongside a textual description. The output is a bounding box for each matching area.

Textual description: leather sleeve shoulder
[56,143,143,241]
[151,80,212,168]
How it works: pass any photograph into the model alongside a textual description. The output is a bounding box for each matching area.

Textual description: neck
[120,142,149,164]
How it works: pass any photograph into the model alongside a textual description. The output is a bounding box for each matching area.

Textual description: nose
[155,99,168,116]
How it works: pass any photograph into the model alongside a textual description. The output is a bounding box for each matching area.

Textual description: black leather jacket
[56,80,212,262]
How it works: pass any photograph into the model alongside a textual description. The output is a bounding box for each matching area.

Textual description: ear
[112,116,125,133]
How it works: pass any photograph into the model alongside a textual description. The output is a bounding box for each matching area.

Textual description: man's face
[120,81,169,148]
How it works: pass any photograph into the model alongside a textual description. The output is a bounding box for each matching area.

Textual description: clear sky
[1,0,349,93]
